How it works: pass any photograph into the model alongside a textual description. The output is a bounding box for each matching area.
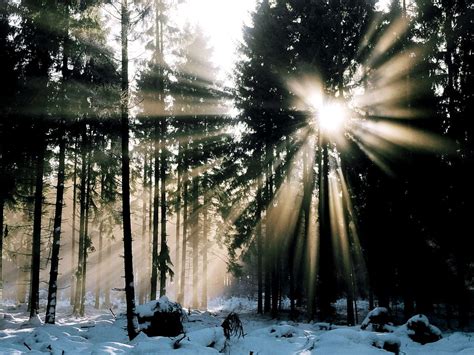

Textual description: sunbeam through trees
[0,0,473,353]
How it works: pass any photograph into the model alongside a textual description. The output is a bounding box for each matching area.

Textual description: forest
[0,0,473,354]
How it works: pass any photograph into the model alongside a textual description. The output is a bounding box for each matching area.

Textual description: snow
[1,298,473,354]
[408,314,430,328]
[136,296,183,318]
[360,307,394,332]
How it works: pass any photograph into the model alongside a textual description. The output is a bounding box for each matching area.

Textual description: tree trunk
[45,126,66,324]
[317,134,334,321]
[73,129,87,316]
[264,145,273,314]
[159,119,168,297]
[148,150,153,300]
[150,125,159,300]
[0,195,4,300]
[121,0,139,340]
[192,175,199,309]
[95,220,103,309]
[80,150,92,316]
[256,173,263,314]
[104,238,111,307]
[178,153,188,305]
[201,193,208,310]
[29,134,45,319]
[71,141,78,305]
[175,145,181,297]
[139,152,147,305]
[271,256,279,317]
[95,173,106,309]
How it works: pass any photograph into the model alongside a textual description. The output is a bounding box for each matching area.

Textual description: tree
[119,0,139,340]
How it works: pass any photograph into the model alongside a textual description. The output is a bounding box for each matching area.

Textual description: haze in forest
[0,0,472,350]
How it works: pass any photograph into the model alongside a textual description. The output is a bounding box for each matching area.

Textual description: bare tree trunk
[175,145,181,297]
[201,194,208,309]
[29,133,45,319]
[263,145,272,314]
[80,150,92,316]
[139,153,147,304]
[271,260,279,318]
[317,133,333,321]
[192,176,199,309]
[121,0,139,340]
[45,126,66,324]
[95,220,103,309]
[104,238,111,307]
[71,141,78,305]
[0,197,3,300]
[256,173,263,314]
[150,126,159,300]
[0,123,5,300]
[73,129,87,316]
[159,120,168,296]
[148,150,153,301]
[95,173,106,309]
[94,173,105,309]
[178,152,188,305]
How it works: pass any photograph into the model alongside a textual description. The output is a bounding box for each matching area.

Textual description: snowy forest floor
[1,297,474,354]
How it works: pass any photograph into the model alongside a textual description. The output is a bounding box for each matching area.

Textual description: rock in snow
[360,307,392,332]
[403,313,442,344]
[136,296,185,337]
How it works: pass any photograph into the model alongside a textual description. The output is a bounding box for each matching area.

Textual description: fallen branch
[109,308,116,319]
[173,334,186,349]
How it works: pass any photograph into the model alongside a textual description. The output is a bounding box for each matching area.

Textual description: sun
[318,102,348,135]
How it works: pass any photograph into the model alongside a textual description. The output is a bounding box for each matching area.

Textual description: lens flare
[318,102,348,135]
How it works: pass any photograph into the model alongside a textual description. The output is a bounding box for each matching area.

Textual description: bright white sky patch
[376,0,391,12]
[173,0,257,80]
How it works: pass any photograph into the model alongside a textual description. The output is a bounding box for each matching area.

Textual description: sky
[173,0,257,79]
[116,0,391,89]
[173,0,390,80]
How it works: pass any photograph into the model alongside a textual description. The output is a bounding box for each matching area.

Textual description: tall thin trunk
[121,0,139,340]
[71,142,78,305]
[80,149,92,316]
[317,134,333,321]
[159,119,168,297]
[104,238,111,307]
[29,133,45,319]
[148,149,153,301]
[150,127,159,300]
[256,173,263,314]
[269,180,279,319]
[271,257,279,317]
[95,173,105,309]
[263,145,272,314]
[191,175,199,309]
[178,153,188,305]
[201,193,208,309]
[0,196,4,300]
[95,220,103,309]
[73,129,87,315]
[175,145,181,297]
[45,126,66,324]
[139,152,147,304]
[346,277,355,325]
[0,121,4,300]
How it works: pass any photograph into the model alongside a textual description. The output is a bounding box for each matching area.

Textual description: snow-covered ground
[1,297,473,354]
